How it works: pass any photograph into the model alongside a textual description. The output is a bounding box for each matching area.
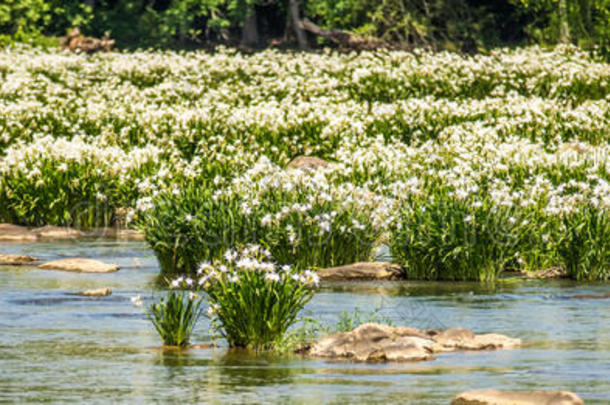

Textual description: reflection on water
[0,240,609,404]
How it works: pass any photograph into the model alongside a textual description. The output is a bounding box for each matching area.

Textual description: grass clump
[558,206,610,281]
[390,196,535,281]
[146,289,204,347]
[174,245,318,351]
[141,181,380,274]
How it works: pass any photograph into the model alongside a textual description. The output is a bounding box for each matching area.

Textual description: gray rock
[451,389,584,405]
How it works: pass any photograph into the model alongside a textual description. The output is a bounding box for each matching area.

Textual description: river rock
[0,224,39,242]
[318,262,403,281]
[38,258,119,273]
[93,228,145,240]
[303,323,521,363]
[307,323,436,362]
[0,254,40,265]
[428,328,522,352]
[286,156,329,171]
[74,288,112,296]
[451,389,584,405]
[522,267,567,279]
[32,225,85,239]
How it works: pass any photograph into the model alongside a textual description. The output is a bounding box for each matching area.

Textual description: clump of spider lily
[145,288,204,347]
[172,245,319,351]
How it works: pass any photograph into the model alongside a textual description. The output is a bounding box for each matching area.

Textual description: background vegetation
[1,0,610,56]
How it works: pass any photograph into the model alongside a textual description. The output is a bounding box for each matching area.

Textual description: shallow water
[1,240,609,404]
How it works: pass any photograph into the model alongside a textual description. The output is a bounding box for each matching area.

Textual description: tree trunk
[558,0,571,43]
[289,0,309,50]
[241,6,259,46]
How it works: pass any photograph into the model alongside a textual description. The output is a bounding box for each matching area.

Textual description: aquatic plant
[2,46,610,279]
[146,289,204,347]
[174,245,318,351]
[390,195,536,281]
[558,206,610,281]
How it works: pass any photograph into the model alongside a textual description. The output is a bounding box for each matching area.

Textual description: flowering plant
[146,289,204,347]
[173,245,319,350]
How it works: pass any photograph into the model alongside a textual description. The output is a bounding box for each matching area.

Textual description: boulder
[318,262,403,281]
[0,224,39,242]
[38,258,119,273]
[428,328,522,352]
[286,156,329,171]
[307,323,435,362]
[73,288,112,297]
[451,389,583,405]
[32,226,84,239]
[0,254,40,265]
[303,323,521,363]
[96,228,145,240]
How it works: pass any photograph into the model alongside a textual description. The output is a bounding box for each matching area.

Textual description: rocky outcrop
[0,254,40,265]
[451,389,583,405]
[0,224,39,242]
[32,226,85,239]
[73,288,112,297]
[38,258,119,273]
[306,323,435,362]
[317,262,403,281]
[303,323,521,363]
[428,328,522,352]
[286,156,329,171]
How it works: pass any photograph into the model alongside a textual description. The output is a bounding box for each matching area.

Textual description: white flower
[264,272,280,283]
[130,295,143,307]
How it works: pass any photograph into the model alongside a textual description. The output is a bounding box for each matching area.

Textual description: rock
[303,323,521,363]
[0,254,40,265]
[74,288,112,296]
[286,156,329,171]
[569,292,610,300]
[522,267,566,279]
[38,258,119,273]
[0,224,39,242]
[32,226,84,239]
[428,328,522,352]
[94,228,145,240]
[451,389,584,405]
[307,323,435,362]
[317,262,403,281]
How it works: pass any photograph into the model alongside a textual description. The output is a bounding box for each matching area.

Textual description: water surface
[1,240,608,404]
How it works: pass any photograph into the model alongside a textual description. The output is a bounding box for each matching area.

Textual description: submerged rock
[0,224,39,242]
[0,254,40,265]
[451,389,583,405]
[286,156,329,171]
[73,288,112,296]
[317,262,403,281]
[32,226,85,239]
[303,323,521,363]
[38,258,119,273]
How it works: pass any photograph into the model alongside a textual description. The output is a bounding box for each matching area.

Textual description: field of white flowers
[2,44,610,281]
